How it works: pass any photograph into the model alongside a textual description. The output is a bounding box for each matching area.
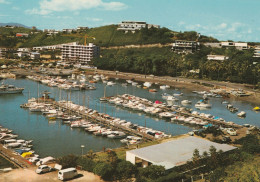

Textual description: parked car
[35,165,52,174]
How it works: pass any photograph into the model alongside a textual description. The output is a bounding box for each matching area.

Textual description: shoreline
[89,69,260,105]
[5,68,260,105]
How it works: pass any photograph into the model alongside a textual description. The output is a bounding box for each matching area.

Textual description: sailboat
[99,85,107,101]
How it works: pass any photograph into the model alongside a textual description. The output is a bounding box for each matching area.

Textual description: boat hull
[0,89,24,94]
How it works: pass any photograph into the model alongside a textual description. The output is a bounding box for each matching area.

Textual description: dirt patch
[0,167,103,182]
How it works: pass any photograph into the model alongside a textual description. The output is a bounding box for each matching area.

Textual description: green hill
[0,24,218,48]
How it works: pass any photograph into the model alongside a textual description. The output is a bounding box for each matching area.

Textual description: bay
[0,78,259,158]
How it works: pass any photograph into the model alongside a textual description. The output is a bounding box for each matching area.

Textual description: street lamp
[81,145,85,156]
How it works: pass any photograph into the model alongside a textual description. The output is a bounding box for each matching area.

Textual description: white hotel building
[61,42,99,65]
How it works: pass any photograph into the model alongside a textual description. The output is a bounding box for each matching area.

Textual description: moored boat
[0,83,24,94]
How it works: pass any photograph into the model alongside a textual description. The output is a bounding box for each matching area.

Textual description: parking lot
[0,167,103,182]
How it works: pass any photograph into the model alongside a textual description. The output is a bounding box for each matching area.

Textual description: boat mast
[37,82,39,103]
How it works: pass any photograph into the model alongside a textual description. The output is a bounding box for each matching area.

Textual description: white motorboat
[120,136,135,143]
[195,101,212,109]
[126,80,133,84]
[161,93,171,99]
[132,82,138,86]
[143,82,152,88]
[0,83,24,94]
[237,111,246,117]
[173,93,183,97]
[107,131,126,139]
[6,142,22,148]
[107,81,116,86]
[160,85,166,90]
[181,100,192,105]
[129,137,142,144]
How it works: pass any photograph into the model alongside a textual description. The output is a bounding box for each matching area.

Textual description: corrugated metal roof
[127,136,237,170]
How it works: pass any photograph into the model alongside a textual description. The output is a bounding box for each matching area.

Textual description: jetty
[105,94,243,129]
[21,95,169,141]
[52,101,156,140]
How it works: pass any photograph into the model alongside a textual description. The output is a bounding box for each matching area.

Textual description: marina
[0,77,259,158]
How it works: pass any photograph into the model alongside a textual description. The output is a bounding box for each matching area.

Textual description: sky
[0,0,259,42]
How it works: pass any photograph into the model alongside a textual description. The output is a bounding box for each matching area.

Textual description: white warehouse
[126,136,236,170]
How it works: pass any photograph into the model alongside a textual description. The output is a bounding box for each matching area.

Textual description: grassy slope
[0,27,32,35]
[222,155,260,181]
[1,25,220,48]
[1,25,174,47]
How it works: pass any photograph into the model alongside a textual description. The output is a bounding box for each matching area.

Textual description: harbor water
[0,78,259,158]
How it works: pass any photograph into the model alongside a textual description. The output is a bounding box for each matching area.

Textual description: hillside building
[221,42,248,50]
[62,29,75,33]
[253,46,260,57]
[203,42,222,48]
[207,55,229,61]
[0,48,7,59]
[16,33,29,37]
[117,21,160,33]
[61,42,99,65]
[77,26,89,31]
[30,52,41,59]
[171,40,200,54]
[32,42,76,51]
[18,48,31,52]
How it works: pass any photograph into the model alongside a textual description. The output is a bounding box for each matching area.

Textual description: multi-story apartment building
[61,42,99,65]
[171,40,200,54]
[254,46,260,58]
[117,21,160,33]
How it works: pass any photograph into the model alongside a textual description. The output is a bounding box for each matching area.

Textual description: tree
[209,146,218,169]
[155,171,185,182]
[57,154,79,169]
[86,150,96,160]
[115,160,137,180]
[202,151,209,158]
[209,167,225,182]
[107,150,118,167]
[192,148,201,167]
[93,162,114,181]
[138,165,165,180]
[76,156,96,172]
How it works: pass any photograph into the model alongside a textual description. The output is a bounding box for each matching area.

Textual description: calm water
[0,78,259,158]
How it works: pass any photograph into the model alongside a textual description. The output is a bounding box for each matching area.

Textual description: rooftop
[127,136,237,170]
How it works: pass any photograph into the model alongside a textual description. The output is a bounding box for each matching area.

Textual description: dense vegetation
[57,134,259,181]
[92,46,260,85]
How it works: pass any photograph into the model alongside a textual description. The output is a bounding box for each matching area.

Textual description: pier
[105,94,243,129]
[51,101,156,141]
